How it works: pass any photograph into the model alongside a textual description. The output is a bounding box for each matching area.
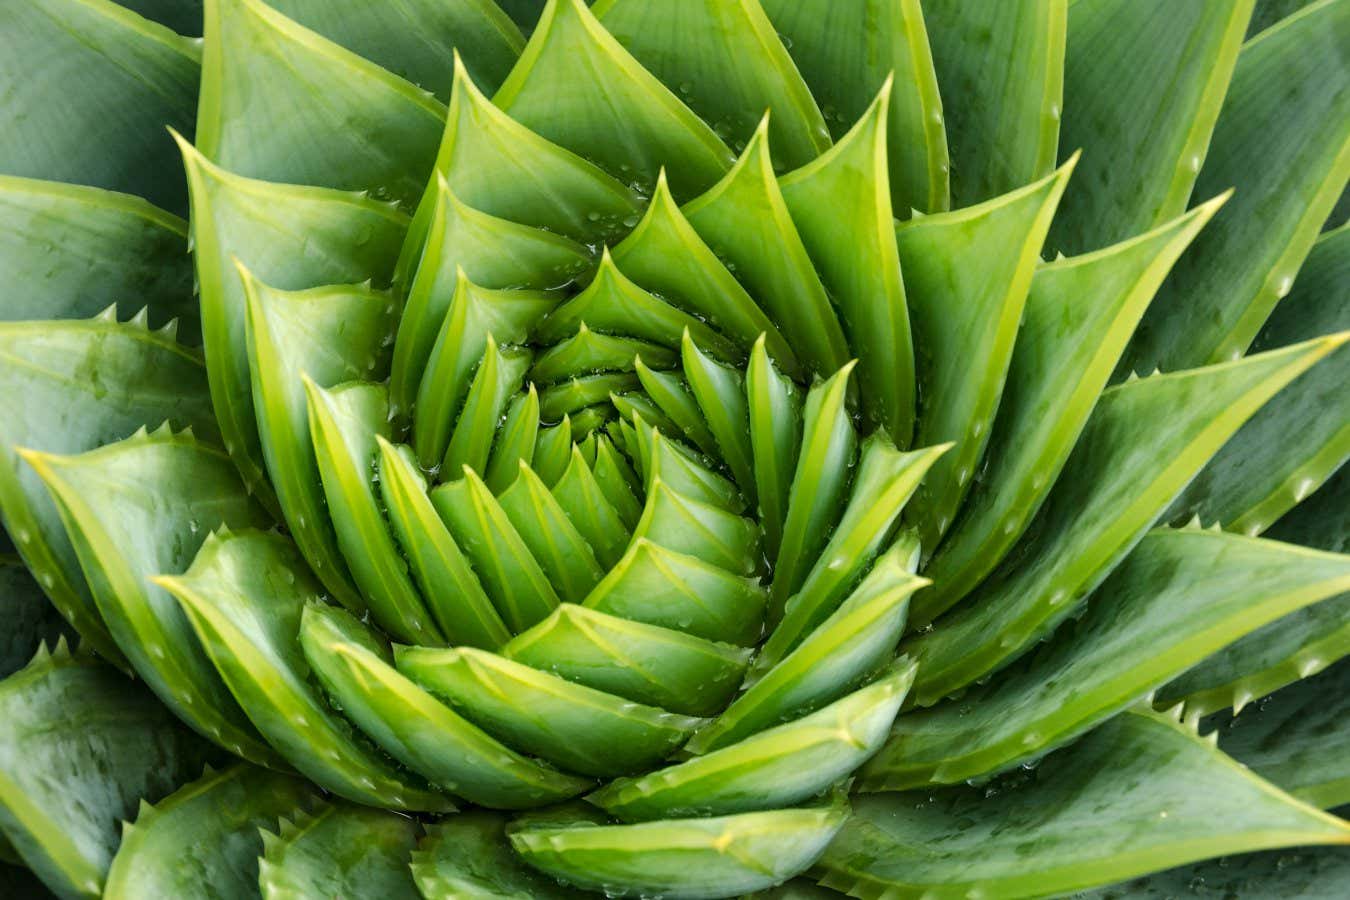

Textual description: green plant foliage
[1,1,1347,897]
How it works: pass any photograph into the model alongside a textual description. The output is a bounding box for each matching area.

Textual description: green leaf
[594,0,830,170]
[584,538,766,646]
[443,340,532,475]
[502,604,751,717]
[179,137,408,516]
[536,250,741,364]
[0,558,71,680]
[401,55,641,283]
[297,604,591,809]
[0,645,215,900]
[903,336,1347,707]
[682,123,851,381]
[494,0,734,200]
[1078,843,1350,900]
[767,363,857,623]
[0,0,199,214]
[745,336,803,560]
[916,196,1225,626]
[376,439,511,650]
[267,0,522,100]
[1050,0,1253,254]
[23,428,276,764]
[158,528,454,811]
[630,481,761,577]
[119,0,202,35]
[864,528,1350,790]
[241,268,393,614]
[395,645,703,778]
[305,379,442,645]
[922,0,1065,206]
[591,662,914,822]
[484,388,542,494]
[0,177,195,334]
[198,0,445,206]
[818,709,1350,899]
[1167,223,1350,535]
[508,796,849,898]
[540,373,641,421]
[900,157,1076,551]
[532,417,576,488]
[432,468,561,633]
[681,332,755,503]
[258,802,421,900]
[1214,659,1350,811]
[0,314,216,667]
[612,173,796,373]
[1121,0,1350,371]
[757,440,945,677]
[1158,463,1350,715]
[688,547,924,755]
[634,423,745,514]
[103,764,316,900]
[411,813,591,899]
[412,272,557,467]
[632,360,719,458]
[531,326,674,384]
[549,447,632,568]
[591,436,644,529]
[780,85,914,441]
[498,465,606,603]
[760,0,949,215]
[391,177,588,417]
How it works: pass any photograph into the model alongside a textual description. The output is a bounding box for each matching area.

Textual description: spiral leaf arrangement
[1,0,1348,898]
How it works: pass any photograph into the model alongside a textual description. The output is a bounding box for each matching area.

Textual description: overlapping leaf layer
[0,0,1347,898]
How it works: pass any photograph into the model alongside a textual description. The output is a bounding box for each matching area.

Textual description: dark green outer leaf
[922,0,1065,206]
[916,196,1225,626]
[1121,0,1350,371]
[267,0,523,99]
[1214,659,1350,810]
[1051,0,1252,254]
[0,646,216,900]
[0,177,195,335]
[761,0,949,215]
[258,802,421,900]
[1167,222,1350,535]
[864,528,1350,790]
[903,337,1345,706]
[0,315,217,669]
[0,558,71,680]
[1159,457,1350,714]
[102,764,316,900]
[197,0,445,207]
[1076,843,1350,899]
[0,0,199,214]
[818,709,1350,900]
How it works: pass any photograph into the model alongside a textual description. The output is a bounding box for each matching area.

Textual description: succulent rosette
[0,0,1348,898]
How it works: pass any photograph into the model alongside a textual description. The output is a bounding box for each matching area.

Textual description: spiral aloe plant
[1,0,1348,897]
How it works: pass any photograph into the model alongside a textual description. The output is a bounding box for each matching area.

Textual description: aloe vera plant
[1,0,1348,897]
